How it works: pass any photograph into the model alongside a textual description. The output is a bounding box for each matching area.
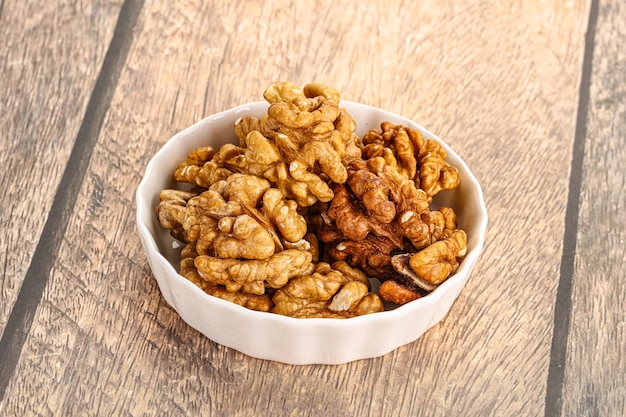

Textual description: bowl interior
[139,101,485,271]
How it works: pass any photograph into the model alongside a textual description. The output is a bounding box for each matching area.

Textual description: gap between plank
[0,0,144,402]
[544,0,599,415]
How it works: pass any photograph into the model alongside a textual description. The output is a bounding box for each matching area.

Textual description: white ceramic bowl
[136,101,488,365]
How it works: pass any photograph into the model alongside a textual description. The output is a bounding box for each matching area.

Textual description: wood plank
[562,0,626,414]
[2,0,590,415]
[0,0,124,339]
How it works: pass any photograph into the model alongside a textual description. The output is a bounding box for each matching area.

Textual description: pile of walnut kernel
[155,82,467,318]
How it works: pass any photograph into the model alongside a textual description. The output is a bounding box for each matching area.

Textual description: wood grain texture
[562,0,626,415]
[0,0,124,339]
[1,0,592,416]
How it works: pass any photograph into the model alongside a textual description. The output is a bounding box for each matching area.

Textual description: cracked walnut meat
[155,82,468,316]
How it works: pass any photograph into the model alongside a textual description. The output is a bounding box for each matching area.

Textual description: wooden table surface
[1,0,624,415]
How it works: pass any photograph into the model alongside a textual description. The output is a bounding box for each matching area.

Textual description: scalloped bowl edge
[136,101,488,365]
